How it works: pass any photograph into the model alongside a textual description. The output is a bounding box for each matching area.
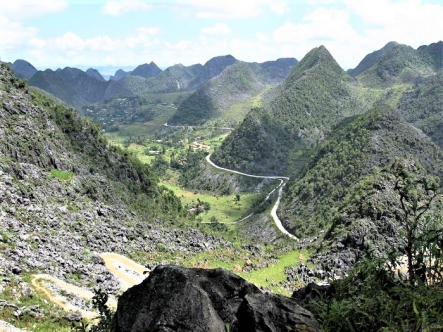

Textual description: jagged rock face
[112,265,318,332]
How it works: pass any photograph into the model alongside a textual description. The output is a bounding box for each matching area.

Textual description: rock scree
[112,265,318,332]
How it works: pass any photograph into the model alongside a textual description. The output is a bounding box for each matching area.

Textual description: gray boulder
[112,265,318,332]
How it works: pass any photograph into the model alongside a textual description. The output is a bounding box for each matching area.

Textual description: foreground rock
[112,265,318,332]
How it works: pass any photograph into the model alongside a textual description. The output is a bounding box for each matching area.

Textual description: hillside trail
[26,253,145,323]
[205,154,298,241]
[99,252,147,291]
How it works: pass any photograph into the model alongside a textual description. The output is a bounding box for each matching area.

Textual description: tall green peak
[291,45,342,75]
[212,45,363,175]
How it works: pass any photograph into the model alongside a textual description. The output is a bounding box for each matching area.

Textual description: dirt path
[27,253,145,321]
[100,252,147,291]
[31,274,98,319]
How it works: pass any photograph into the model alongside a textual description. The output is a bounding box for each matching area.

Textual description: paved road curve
[206,155,298,241]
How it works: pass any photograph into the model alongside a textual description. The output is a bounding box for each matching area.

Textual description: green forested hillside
[212,46,364,175]
[347,41,398,77]
[168,62,266,126]
[279,105,443,237]
[2,63,182,218]
[397,70,443,148]
[357,43,442,88]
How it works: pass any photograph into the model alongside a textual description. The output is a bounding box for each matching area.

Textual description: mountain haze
[110,68,131,81]
[29,67,133,107]
[86,67,105,81]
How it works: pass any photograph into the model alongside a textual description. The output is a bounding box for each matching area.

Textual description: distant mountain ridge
[110,68,131,81]
[357,41,443,88]
[86,68,105,81]
[10,59,37,79]
[28,67,133,107]
[347,41,398,77]
[130,61,162,78]
[168,61,266,126]
[168,57,298,126]
[8,55,297,110]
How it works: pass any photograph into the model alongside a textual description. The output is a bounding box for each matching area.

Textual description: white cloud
[273,7,359,45]
[271,7,366,69]
[201,23,231,35]
[344,0,443,48]
[256,32,269,43]
[270,0,443,70]
[269,2,291,15]
[1,0,67,20]
[177,0,290,18]
[55,32,85,52]
[0,17,38,51]
[103,0,152,16]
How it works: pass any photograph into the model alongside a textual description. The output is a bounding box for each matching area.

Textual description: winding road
[164,123,234,130]
[205,154,298,241]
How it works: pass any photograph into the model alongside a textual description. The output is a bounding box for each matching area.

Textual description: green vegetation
[279,106,443,237]
[0,273,72,332]
[3,41,443,331]
[357,42,443,89]
[237,249,312,294]
[28,87,184,217]
[309,256,443,331]
[50,169,74,182]
[306,162,443,331]
[398,70,443,149]
[347,41,398,77]
[212,46,366,175]
[168,62,266,126]
[139,244,311,296]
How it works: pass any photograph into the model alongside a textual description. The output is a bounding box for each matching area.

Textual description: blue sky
[1,0,443,74]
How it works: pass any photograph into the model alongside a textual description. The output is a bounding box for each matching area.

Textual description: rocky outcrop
[112,265,318,332]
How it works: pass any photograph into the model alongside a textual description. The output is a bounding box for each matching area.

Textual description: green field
[160,181,260,224]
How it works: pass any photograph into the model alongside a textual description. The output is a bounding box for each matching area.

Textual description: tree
[388,159,442,286]
[234,193,240,203]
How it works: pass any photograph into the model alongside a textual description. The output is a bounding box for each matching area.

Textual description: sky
[1,0,443,74]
